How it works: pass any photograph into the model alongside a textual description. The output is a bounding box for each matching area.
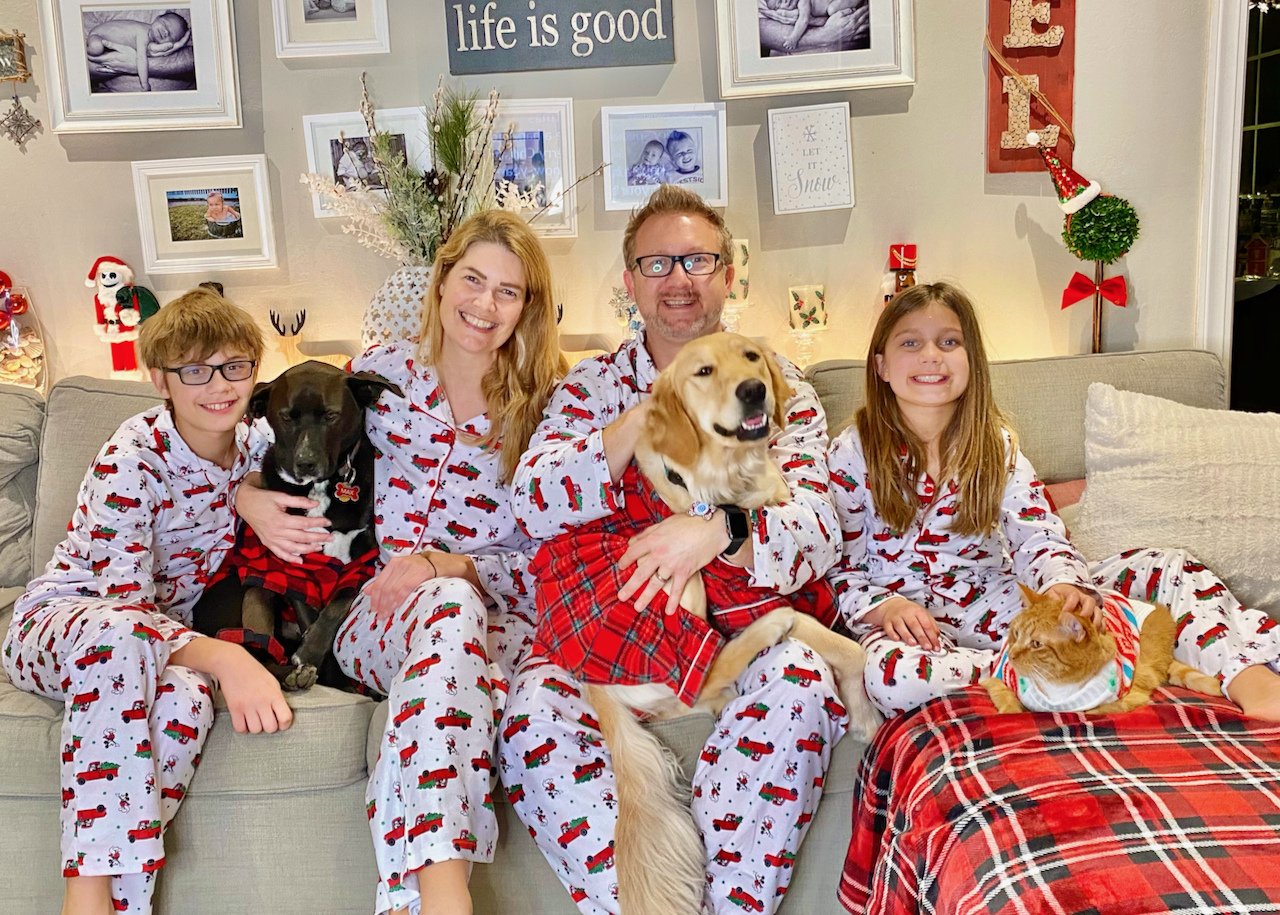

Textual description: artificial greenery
[1062,194,1141,265]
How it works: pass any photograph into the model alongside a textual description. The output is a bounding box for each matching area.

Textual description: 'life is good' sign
[446,0,674,74]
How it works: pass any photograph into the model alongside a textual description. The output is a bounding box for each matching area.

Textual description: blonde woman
[237,209,566,915]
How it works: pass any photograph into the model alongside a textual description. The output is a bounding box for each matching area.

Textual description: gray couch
[0,351,1230,914]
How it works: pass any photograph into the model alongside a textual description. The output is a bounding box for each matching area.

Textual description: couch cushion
[31,376,161,576]
[0,608,376,798]
[1073,383,1280,617]
[0,384,43,588]
[807,350,1226,484]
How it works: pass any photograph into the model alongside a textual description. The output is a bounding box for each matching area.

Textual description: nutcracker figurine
[85,256,158,379]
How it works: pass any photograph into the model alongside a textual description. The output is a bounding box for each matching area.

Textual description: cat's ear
[1058,610,1087,643]
[1017,583,1039,607]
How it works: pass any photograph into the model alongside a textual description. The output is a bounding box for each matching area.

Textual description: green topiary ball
[1062,194,1140,265]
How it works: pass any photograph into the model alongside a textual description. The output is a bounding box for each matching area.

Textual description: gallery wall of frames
[0,0,1214,385]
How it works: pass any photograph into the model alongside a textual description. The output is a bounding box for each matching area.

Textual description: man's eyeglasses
[633,253,722,278]
[163,360,257,385]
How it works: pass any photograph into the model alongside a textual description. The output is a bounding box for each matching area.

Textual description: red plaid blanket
[531,463,837,706]
[213,525,377,610]
[839,687,1280,915]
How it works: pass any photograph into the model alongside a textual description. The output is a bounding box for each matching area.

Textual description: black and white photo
[623,128,705,187]
[756,0,869,57]
[302,0,357,22]
[81,7,196,94]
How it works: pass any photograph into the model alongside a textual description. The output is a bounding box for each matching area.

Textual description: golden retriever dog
[587,332,882,915]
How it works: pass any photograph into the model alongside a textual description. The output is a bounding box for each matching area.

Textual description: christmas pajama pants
[498,639,850,915]
[856,548,1280,717]
[2,602,213,915]
[333,577,532,915]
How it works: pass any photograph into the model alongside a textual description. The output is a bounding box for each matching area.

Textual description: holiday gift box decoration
[271,0,390,58]
[131,155,277,274]
[487,97,579,238]
[37,0,241,132]
[303,107,431,218]
[768,101,854,215]
[601,102,728,211]
[714,0,914,99]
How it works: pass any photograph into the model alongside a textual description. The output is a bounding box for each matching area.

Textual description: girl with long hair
[828,282,1280,719]
[239,209,566,915]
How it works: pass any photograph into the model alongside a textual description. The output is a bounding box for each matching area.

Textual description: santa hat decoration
[85,256,131,288]
[1027,132,1100,215]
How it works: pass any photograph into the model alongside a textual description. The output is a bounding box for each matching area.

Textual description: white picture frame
[715,0,914,99]
[37,0,241,133]
[131,155,277,274]
[488,97,578,238]
[768,102,855,215]
[600,103,728,212]
[271,0,389,58]
[302,107,430,218]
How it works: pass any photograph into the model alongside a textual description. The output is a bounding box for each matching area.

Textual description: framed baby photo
[131,155,277,274]
[302,107,430,218]
[37,0,241,132]
[600,103,728,212]
[488,98,578,238]
[768,102,855,214]
[714,0,914,99]
[271,0,390,58]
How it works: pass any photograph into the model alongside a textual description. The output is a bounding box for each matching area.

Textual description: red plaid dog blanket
[839,687,1280,915]
[531,463,837,706]
[213,524,378,610]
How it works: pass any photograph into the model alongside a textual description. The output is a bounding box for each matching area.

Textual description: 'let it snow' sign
[446,0,674,74]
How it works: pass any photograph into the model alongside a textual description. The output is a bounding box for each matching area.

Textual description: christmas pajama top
[510,331,841,599]
[13,405,265,646]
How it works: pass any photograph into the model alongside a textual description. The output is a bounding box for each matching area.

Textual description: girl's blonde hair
[856,282,1014,537]
[419,208,567,484]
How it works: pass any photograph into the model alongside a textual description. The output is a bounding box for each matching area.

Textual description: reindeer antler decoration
[268,308,348,370]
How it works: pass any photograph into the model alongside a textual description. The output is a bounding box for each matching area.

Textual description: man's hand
[234,472,331,564]
[864,596,941,651]
[808,4,869,49]
[1045,583,1103,628]
[618,513,730,613]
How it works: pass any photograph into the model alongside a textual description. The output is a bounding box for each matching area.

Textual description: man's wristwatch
[719,504,750,557]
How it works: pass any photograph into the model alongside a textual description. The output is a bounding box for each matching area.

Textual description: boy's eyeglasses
[163,360,257,385]
[633,253,721,277]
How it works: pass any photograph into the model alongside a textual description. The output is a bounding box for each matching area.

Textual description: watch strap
[719,504,749,556]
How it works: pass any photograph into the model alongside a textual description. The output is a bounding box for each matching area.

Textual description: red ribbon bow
[1061,272,1127,310]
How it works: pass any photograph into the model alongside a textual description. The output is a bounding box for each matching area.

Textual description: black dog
[195,361,401,690]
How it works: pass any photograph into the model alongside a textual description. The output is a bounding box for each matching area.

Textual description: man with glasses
[503,184,846,915]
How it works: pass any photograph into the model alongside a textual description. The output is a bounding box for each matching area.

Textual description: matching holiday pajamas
[503,333,848,915]
[827,426,1280,717]
[332,342,537,915]
[2,406,260,915]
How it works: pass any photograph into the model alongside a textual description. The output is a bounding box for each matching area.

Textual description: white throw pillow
[1073,383,1280,616]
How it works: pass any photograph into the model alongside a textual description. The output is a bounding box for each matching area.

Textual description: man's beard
[647,300,724,342]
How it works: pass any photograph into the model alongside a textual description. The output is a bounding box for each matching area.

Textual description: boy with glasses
[502,184,847,915]
[3,288,292,915]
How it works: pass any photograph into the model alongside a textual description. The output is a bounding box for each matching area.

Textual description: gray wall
[1,0,1211,383]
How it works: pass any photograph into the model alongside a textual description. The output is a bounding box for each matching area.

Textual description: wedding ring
[655,570,671,582]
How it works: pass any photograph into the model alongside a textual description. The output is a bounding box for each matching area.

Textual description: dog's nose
[736,379,766,406]
[295,459,319,478]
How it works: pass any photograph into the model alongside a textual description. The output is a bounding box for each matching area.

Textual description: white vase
[361,265,433,351]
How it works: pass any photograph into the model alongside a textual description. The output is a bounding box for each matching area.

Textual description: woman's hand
[235,472,331,564]
[864,596,941,651]
[1045,583,1103,628]
[618,514,730,614]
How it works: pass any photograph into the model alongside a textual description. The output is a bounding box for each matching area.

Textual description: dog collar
[334,441,361,502]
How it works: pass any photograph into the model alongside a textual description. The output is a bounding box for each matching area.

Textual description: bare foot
[1227,664,1280,721]
[63,875,113,915]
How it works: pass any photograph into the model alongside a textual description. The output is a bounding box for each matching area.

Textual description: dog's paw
[283,664,318,691]
[756,607,797,646]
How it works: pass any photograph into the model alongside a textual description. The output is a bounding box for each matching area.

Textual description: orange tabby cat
[981,585,1222,714]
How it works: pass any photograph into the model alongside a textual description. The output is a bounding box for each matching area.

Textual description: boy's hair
[419,208,567,484]
[855,281,1014,538]
[622,183,732,270]
[137,287,264,370]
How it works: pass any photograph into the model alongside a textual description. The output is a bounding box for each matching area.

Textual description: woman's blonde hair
[137,287,264,370]
[855,282,1014,538]
[419,209,567,484]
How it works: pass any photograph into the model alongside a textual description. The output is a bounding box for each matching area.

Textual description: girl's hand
[235,472,331,564]
[865,596,941,651]
[208,642,293,734]
[619,514,729,614]
[1045,583,1103,628]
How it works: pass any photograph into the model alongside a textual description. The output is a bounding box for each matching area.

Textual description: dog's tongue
[741,414,766,432]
